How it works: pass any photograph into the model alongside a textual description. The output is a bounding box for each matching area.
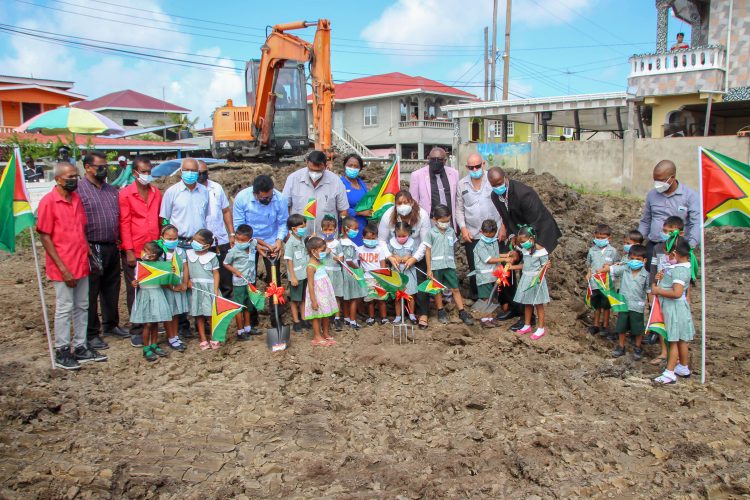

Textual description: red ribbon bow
[265,282,286,304]
[493,265,511,289]
[395,289,413,313]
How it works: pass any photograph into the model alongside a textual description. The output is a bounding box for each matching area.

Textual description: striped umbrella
[15,107,124,135]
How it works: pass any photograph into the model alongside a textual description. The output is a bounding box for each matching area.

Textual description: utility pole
[483,27,489,101]
[489,0,498,101]
[501,0,511,142]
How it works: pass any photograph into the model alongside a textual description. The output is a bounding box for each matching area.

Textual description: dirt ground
[1,163,749,498]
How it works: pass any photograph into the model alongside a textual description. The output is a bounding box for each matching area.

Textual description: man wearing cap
[281,150,349,234]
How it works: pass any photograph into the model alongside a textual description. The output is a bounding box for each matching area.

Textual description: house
[0,75,86,132]
[310,72,476,159]
[73,89,190,131]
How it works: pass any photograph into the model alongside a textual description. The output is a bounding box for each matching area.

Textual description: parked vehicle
[151,157,227,178]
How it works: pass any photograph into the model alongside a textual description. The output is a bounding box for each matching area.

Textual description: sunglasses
[466,163,482,170]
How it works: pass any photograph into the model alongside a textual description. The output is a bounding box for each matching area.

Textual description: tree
[156,113,199,139]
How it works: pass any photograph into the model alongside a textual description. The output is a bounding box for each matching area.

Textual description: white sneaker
[653,370,677,385]
[674,364,691,378]
[392,316,402,324]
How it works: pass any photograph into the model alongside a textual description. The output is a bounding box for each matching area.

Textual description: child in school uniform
[304,236,339,346]
[131,241,174,362]
[159,224,188,353]
[621,229,644,264]
[186,229,221,350]
[473,219,506,328]
[339,217,366,329]
[387,221,418,324]
[320,215,345,332]
[358,222,391,326]
[586,223,619,338]
[424,204,474,326]
[284,214,309,334]
[651,236,695,385]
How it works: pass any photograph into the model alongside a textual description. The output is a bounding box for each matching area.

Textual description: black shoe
[459,309,474,326]
[612,345,625,358]
[510,317,536,331]
[334,318,343,331]
[237,331,252,341]
[588,326,600,335]
[55,348,80,371]
[130,334,143,347]
[302,320,312,330]
[143,346,158,362]
[87,335,109,350]
[437,309,449,324]
[152,345,169,357]
[293,322,303,333]
[74,345,108,363]
[606,332,617,341]
[248,328,262,336]
[349,320,361,330]
[495,309,519,321]
[633,347,644,361]
[168,340,187,352]
[104,326,130,338]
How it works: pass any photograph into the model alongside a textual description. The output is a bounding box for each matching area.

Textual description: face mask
[61,178,78,192]
[346,229,358,239]
[136,173,153,185]
[162,239,178,250]
[396,204,412,216]
[191,240,206,251]
[322,233,335,241]
[623,244,632,254]
[660,232,670,241]
[363,239,378,248]
[520,240,533,250]
[436,221,450,230]
[480,234,496,244]
[493,184,507,196]
[318,251,328,259]
[396,236,409,244]
[667,256,678,265]
[295,227,307,238]
[593,238,609,248]
[428,158,445,173]
[236,241,251,250]
[308,169,323,182]
[469,169,483,180]
[653,177,673,193]
[182,171,199,185]
[627,259,644,270]
[93,166,107,180]
[345,167,360,179]
[197,171,209,183]
[141,253,156,261]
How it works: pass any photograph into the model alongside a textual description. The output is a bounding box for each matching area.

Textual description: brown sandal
[649,356,667,366]
[418,315,428,330]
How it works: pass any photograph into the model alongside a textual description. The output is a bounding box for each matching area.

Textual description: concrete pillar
[529,132,541,173]
[417,96,425,121]
[418,141,425,159]
[396,143,402,158]
[656,0,669,53]
[622,129,636,194]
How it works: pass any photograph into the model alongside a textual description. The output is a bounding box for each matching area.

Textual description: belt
[89,241,116,245]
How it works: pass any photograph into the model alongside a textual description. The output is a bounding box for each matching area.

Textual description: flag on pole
[210,295,244,343]
[645,298,668,341]
[341,262,366,284]
[0,147,36,253]
[302,198,317,220]
[584,283,593,309]
[170,252,183,285]
[700,148,750,228]
[417,276,446,295]
[247,283,266,311]
[591,271,628,313]
[369,268,407,293]
[353,157,400,220]
[523,262,549,291]
[135,260,177,286]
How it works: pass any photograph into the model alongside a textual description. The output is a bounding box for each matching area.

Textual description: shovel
[471,282,500,314]
[265,257,290,352]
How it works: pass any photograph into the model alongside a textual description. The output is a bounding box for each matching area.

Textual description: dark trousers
[645,240,658,271]
[462,239,479,299]
[216,242,232,298]
[255,254,281,284]
[87,243,121,339]
[414,259,429,316]
[121,251,142,336]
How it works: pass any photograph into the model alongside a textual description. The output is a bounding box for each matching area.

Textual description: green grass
[565,183,640,199]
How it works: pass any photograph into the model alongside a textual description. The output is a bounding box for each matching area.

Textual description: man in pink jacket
[408,147,459,226]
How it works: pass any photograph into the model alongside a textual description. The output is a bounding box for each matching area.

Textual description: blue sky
[0,0,693,127]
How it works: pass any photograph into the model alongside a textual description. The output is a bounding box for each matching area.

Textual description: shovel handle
[270,258,279,305]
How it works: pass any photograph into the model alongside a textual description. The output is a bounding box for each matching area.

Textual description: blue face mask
[627,259,644,270]
[480,234,496,244]
[322,232,335,240]
[623,244,632,254]
[469,169,483,180]
[319,251,328,259]
[236,241,251,250]
[162,239,178,250]
[347,229,358,239]
[191,240,206,251]
[593,238,609,248]
[363,239,378,248]
[182,170,199,184]
[660,232,670,241]
[493,184,507,196]
[345,167,360,179]
[295,227,307,238]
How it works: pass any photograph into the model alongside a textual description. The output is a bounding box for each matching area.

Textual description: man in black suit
[487,167,562,330]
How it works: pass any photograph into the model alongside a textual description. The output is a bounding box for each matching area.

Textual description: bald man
[159,158,210,241]
[409,146,459,226]
[639,160,700,264]
[454,152,501,299]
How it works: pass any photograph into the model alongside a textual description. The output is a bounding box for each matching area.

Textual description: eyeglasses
[466,163,482,170]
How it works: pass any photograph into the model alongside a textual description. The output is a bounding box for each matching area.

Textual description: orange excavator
[212,19,334,160]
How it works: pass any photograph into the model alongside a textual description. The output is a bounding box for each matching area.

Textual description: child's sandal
[209,340,221,350]
[311,339,328,347]
[199,341,211,351]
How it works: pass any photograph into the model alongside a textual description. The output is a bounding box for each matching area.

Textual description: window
[490,120,514,138]
[123,118,139,127]
[21,103,42,122]
[363,105,378,127]
[562,127,574,137]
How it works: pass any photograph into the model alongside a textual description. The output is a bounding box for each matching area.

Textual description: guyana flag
[247,283,266,312]
[135,260,177,286]
[701,148,750,227]
[369,268,407,292]
[645,298,668,341]
[170,251,184,286]
[341,262,366,284]
[0,147,36,253]
[523,262,549,291]
[592,272,628,313]
[353,157,400,221]
[303,198,316,220]
[417,276,446,295]
[211,295,244,343]
[584,283,593,309]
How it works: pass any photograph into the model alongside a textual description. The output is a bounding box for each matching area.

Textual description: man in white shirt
[198,160,235,297]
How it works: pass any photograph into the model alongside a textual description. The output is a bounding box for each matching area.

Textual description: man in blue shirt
[233,175,288,282]
[159,158,209,243]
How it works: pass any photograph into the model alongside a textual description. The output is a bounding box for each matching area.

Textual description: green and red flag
[341,261,366,284]
[645,298,668,341]
[523,262,549,291]
[584,283,593,309]
[170,251,184,285]
[247,282,266,312]
[135,260,177,286]
[0,147,36,253]
[369,268,407,292]
[700,148,750,228]
[210,295,244,343]
[592,271,628,313]
[303,198,317,220]
[417,276,446,295]
[353,157,400,221]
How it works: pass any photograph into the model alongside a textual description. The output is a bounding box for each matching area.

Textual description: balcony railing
[0,126,16,134]
[629,46,726,78]
[398,119,454,129]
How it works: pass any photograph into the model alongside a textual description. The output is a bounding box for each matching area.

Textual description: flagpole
[413,265,447,290]
[697,147,707,384]
[29,226,56,369]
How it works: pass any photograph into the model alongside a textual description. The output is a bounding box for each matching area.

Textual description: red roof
[73,89,190,113]
[310,72,476,102]
[0,132,195,149]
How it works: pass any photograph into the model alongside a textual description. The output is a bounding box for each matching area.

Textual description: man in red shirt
[38,162,108,370]
[119,156,163,346]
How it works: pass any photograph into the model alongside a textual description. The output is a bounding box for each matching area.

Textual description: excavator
[211,19,334,160]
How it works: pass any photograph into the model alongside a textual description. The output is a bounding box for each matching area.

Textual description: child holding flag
[358,222,392,325]
[160,224,189,353]
[387,221,419,324]
[321,215,345,331]
[339,217,366,329]
[186,229,221,350]
[304,236,339,346]
[424,205,474,326]
[131,241,174,362]
[651,237,695,385]
[473,219,505,328]
[586,224,619,338]
[284,214,309,333]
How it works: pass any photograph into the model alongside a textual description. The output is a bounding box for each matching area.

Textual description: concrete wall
[99,110,186,129]
[709,0,750,90]
[535,139,625,192]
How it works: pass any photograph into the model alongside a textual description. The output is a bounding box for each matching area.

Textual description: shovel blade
[471,299,499,314]
[266,326,291,351]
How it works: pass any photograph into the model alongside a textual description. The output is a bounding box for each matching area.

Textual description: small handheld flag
[369,268,408,293]
[584,283,593,309]
[170,252,184,285]
[136,260,177,286]
[523,262,549,291]
[645,298,668,341]
[211,296,244,343]
[247,282,266,311]
[353,157,400,221]
[417,277,446,295]
[303,198,317,220]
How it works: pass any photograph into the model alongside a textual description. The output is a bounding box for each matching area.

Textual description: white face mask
[308,169,323,182]
[653,176,673,193]
[396,204,412,216]
[436,221,450,230]
[136,173,153,185]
